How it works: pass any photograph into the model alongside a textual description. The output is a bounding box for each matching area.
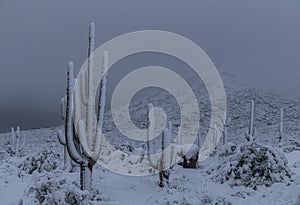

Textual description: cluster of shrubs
[18,149,60,175]
[25,173,105,205]
[207,142,292,190]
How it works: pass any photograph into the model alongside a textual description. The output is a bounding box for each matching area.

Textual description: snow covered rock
[181,144,199,168]
[208,142,292,190]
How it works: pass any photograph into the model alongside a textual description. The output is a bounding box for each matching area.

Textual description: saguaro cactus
[245,100,256,142]
[222,116,232,145]
[146,103,172,187]
[6,126,25,157]
[61,23,108,190]
[57,79,76,171]
[279,107,283,143]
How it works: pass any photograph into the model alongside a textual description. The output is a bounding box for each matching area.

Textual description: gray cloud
[0,0,299,131]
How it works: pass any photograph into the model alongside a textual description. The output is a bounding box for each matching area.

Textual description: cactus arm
[18,132,25,152]
[78,119,90,154]
[85,22,96,149]
[16,134,19,157]
[11,127,15,145]
[279,107,283,142]
[250,100,254,136]
[147,103,159,170]
[90,131,102,161]
[57,128,66,145]
[245,100,256,142]
[162,127,170,170]
[61,97,66,120]
[97,51,108,132]
[65,62,85,164]
[80,73,88,106]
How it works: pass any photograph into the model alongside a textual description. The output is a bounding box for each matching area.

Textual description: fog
[0,0,299,131]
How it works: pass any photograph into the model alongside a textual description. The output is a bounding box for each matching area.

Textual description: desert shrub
[207,142,292,190]
[18,149,60,175]
[25,172,106,205]
[280,139,300,153]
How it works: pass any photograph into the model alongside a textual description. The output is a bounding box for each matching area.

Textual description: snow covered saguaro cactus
[57,68,76,172]
[245,100,256,142]
[63,22,108,190]
[64,61,95,190]
[222,116,232,145]
[146,103,172,187]
[279,107,283,143]
[6,126,25,157]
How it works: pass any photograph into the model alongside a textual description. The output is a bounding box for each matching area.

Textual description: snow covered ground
[1,71,300,205]
[0,127,299,205]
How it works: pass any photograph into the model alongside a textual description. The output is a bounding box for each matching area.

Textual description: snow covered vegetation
[208,142,292,190]
[0,23,300,205]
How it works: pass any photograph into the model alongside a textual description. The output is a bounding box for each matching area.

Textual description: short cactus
[146,103,173,187]
[279,107,283,143]
[6,126,25,157]
[245,100,256,142]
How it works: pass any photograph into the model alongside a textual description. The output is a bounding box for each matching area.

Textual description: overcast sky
[0,0,299,131]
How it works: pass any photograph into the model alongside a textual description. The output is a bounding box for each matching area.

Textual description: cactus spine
[245,100,256,142]
[6,126,25,157]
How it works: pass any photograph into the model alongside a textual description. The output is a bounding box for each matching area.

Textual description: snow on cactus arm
[57,128,66,145]
[65,62,85,164]
[6,126,26,157]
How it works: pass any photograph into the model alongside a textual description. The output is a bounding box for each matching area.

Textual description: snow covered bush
[280,139,300,153]
[18,149,60,175]
[24,172,105,205]
[208,142,292,190]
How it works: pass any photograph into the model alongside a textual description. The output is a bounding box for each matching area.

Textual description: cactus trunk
[146,103,172,187]
[80,163,92,190]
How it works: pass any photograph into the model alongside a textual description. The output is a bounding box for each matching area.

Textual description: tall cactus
[245,100,256,142]
[279,107,283,143]
[61,22,108,190]
[57,82,76,171]
[146,103,172,187]
[6,126,25,157]
[222,116,232,145]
